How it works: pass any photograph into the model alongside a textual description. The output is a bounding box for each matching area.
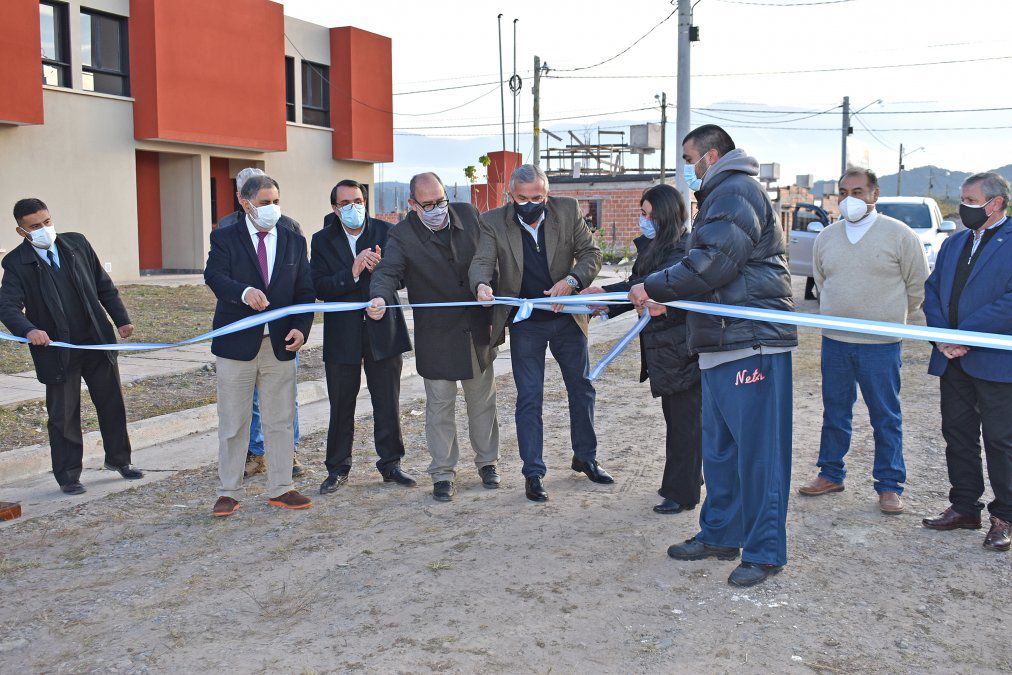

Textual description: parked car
[788,197,956,299]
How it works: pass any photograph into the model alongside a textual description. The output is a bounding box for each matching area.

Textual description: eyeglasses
[416,198,449,212]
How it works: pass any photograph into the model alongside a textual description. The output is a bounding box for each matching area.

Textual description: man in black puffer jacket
[630,125,797,588]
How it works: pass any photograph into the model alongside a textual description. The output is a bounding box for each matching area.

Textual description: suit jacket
[311,216,411,364]
[369,203,495,381]
[203,221,315,362]
[924,222,1012,382]
[468,195,602,346]
[0,234,130,384]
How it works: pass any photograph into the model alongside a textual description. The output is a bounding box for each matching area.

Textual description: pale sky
[281,0,1012,186]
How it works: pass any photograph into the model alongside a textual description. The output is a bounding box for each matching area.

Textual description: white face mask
[249,203,281,230]
[25,224,57,249]
[839,196,871,223]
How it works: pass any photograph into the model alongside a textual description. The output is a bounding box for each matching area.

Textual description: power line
[545,54,1012,80]
[698,105,1012,115]
[394,81,502,96]
[551,8,678,73]
[694,104,842,125]
[394,106,656,131]
[852,115,898,152]
[716,0,858,5]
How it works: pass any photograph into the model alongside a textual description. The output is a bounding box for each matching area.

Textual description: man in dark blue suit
[312,179,413,494]
[922,171,1011,552]
[203,174,315,517]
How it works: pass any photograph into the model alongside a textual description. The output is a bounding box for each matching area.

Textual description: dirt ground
[0,285,1008,673]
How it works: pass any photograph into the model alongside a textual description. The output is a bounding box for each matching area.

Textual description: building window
[285,56,296,122]
[80,8,129,96]
[40,1,70,87]
[301,61,330,127]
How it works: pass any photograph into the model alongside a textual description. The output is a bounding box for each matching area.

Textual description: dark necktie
[256,232,269,287]
[47,250,58,269]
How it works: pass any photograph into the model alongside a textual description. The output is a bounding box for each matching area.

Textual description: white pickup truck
[788,196,957,299]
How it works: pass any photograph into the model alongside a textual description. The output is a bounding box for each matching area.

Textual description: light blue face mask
[683,160,703,192]
[339,203,366,229]
[639,215,656,239]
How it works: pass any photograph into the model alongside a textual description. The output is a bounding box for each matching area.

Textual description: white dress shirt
[519,211,546,251]
[241,217,278,334]
[843,208,878,244]
[344,222,365,282]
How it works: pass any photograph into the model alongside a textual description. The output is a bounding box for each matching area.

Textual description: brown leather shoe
[879,491,904,514]
[921,507,982,530]
[244,454,266,478]
[797,476,844,496]
[268,490,312,510]
[984,516,1011,551]
[212,496,240,517]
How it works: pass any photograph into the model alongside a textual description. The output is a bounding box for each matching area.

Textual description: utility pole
[675,0,692,204]
[840,95,851,176]
[497,14,505,154]
[512,18,518,154]
[897,143,904,196]
[658,92,667,182]
[533,55,541,166]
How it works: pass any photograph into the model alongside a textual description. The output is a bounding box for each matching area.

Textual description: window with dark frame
[210,177,219,225]
[80,8,130,96]
[301,60,330,127]
[40,1,70,87]
[285,56,296,122]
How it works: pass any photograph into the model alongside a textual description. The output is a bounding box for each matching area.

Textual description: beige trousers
[216,338,296,499]
[422,344,500,483]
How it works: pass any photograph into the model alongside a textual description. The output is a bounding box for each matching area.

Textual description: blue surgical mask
[639,215,656,239]
[683,160,703,192]
[339,203,366,229]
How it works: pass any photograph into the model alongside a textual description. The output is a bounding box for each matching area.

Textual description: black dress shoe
[320,472,348,494]
[382,467,417,487]
[571,458,614,484]
[104,463,144,480]
[61,482,86,495]
[654,498,693,514]
[478,464,501,489]
[667,537,740,561]
[433,481,454,502]
[525,475,548,502]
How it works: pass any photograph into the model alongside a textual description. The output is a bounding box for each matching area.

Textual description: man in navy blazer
[203,174,315,517]
[922,171,1011,552]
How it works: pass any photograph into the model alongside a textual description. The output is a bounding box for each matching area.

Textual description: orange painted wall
[130,0,287,151]
[135,151,163,269]
[0,0,44,125]
[210,157,233,225]
[330,27,393,163]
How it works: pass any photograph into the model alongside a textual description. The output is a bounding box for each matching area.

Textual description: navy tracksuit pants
[696,352,793,567]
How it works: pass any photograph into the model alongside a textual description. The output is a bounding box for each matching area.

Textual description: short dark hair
[682,124,735,157]
[330,179,367,206]
[409,172,445,201]
[13,198,48,224]
[239,175,280,202]
[839,167,879,190]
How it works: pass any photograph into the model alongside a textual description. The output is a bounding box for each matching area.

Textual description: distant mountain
[373,181,471,213]
[814,164,1012,203]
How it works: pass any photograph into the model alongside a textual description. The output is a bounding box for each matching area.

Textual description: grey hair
[240,174,280,202]
[839,167,879,190]
[235,167,265,193]
[409,172,445,201]
[962,171,1010,209]
[509,163,549,192]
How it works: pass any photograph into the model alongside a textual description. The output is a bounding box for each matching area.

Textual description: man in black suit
[0,198,143,495]
[203,175,315,517]
[312,179,414,493]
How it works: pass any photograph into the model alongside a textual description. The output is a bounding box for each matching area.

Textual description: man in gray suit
[469,163,610,503]
[368,172,500,503]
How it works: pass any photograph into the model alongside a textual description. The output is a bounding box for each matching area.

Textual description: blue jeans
[510,315,597,477]
[697,352,793,567]
[249,353,300,456]
[817,337,904,494]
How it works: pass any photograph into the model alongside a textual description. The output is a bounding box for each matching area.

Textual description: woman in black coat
[583,184,702,514]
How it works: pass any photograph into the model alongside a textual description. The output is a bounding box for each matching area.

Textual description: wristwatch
[565,275,580,291]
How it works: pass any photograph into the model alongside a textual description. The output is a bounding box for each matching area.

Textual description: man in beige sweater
[798,168,930,514]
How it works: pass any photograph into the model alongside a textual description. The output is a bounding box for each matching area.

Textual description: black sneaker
[666,536,740,561]
[478,464,501,489]
[320,472,349,494]
[433,481,454,502]
[728,562,783,587]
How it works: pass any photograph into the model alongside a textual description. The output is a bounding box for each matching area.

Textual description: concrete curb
[0,380,329,483]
